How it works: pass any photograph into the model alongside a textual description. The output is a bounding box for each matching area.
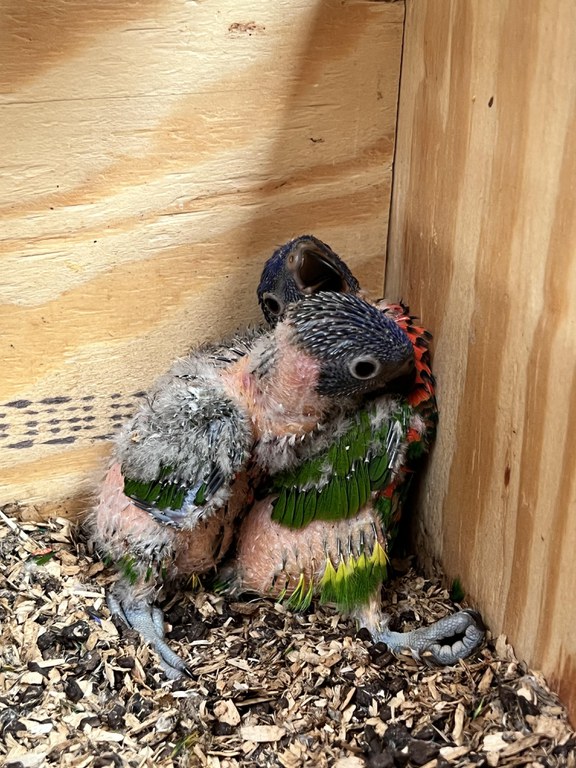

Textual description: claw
[107,591,193,679]
[371,609,486,666]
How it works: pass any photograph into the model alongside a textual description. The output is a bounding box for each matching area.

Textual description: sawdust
[0,513,574,767]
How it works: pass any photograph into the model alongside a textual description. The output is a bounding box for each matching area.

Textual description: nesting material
[0,512,574,767]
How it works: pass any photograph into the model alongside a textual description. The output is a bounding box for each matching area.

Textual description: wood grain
[387,0,576,722]
[0,0,404,509]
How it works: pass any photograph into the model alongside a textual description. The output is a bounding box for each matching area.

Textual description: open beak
[289,243,354,295]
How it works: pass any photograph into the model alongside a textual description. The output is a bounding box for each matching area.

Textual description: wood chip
[214,699,241,726]
[451,701,465,743]
[439,745,470,760]
[240,725,286,742]
[19,671,45,685]
[500,734,544,756]
[4,748,48,768]
[0,512,574,768]
[483,732,509,752]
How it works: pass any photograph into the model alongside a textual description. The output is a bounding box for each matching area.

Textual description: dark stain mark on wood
[0,391,145,450]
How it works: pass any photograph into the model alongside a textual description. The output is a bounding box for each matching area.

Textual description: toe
[106,592,130,627]
[151,605,168,638]
[155,641,193,678]
[371,608,486,666]
[106,589,193,679]
[425,610,486,665]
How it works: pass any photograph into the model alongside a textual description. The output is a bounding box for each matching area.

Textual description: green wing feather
[124,470,184,512]
[270,404,413,528]
[123,467,207,512]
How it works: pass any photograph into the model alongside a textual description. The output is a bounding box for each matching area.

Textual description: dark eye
[349,356,381,380]
[262,293,284,316]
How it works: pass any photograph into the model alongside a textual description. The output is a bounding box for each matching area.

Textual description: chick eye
[262,293,284,317]
[349,355,381,380]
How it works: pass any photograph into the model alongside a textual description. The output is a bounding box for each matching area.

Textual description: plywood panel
[387,0,576,720]
[0,0,404,511]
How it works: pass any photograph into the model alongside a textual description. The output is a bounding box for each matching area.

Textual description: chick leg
[107,587,191,679]
[93,464,249,679]
[91,463,194,678]
[229,500,486,666]
[357,598,485,665]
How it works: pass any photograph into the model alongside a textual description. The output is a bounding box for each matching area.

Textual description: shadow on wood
[0,0,403,511]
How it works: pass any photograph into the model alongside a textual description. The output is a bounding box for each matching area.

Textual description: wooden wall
[387,0,576,721]
[0,0,404,516]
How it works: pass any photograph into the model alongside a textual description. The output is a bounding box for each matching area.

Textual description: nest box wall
[0,0,404,514]
[3,0,574,724]
[388,0,576,720]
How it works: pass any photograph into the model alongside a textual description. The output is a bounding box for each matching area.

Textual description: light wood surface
[0,0,404,512]
[387,0,576,721]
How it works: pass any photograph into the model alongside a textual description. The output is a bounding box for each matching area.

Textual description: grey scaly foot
[372,609,486,666]
[106,591,192,679]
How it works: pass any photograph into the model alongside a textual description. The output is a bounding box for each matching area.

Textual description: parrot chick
[90,292,416,677]
[219,239,485,666]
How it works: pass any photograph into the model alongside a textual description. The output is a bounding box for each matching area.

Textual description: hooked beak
[288,242,355,295]
[385,355,417,394]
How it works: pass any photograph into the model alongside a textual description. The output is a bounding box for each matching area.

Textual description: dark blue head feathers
[287,292,415,398]
[258,235,360,325]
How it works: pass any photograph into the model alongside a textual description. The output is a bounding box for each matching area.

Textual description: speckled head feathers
[286,292,415,397]
[258,235,360,325]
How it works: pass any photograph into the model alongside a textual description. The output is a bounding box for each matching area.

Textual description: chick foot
[107,590,192,679]
[367,609,486,666]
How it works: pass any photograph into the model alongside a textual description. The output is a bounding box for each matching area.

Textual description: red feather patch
[381,302,436,407]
